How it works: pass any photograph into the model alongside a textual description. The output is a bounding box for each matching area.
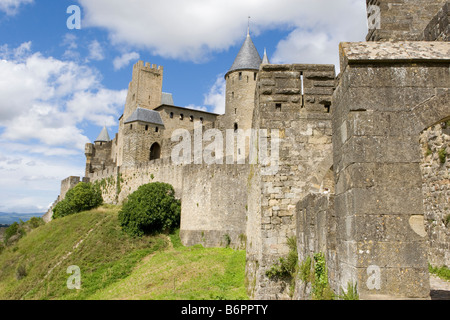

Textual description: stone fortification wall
[84,141,115,176]
[294,194,337,299]
[332,41,449,299]
[246,63,336,300]
[88,158,184,204]
[60,176,81,200]
[366,0,447,41]
[420,122,450,267]
[43,176,90,222]
[424,1,449,41]
[180,163,249,249]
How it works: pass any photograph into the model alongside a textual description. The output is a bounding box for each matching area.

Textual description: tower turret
[223,30,262,132]
[94,126,111,146]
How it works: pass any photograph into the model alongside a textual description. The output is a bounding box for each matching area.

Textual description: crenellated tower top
[123,60,164,122]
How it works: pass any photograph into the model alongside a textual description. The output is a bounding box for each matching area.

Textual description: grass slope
[0,205,248,300]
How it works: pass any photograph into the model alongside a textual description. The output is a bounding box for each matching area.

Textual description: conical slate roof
[227,33,262,76]
[95,126,111,143]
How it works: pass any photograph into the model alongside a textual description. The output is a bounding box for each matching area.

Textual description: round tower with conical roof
[223,29,262,132]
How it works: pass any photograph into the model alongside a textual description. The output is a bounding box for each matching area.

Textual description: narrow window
[246,76,249,83]
[300,71,305,108]
[200,117,204,123]
[300,71,304,95]
[239,72,242,80]
[155,126,159,132]
[234,123,238,132]
[235,108,237,115]
[324,104,331,113]
[170,112,174,119]
[232,92,234,99]
[190,115,194,122]
[276,103,282,111]
[145,125,149,131]
[254,72,257,81]
[130,124,133,130]
[180,114,184,120]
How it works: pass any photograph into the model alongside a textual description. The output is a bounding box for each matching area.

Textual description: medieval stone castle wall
[46,0,449,300]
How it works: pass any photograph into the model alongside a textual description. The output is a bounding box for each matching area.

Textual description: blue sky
[0,0,368,214]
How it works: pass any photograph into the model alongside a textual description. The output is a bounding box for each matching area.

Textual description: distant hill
[0,212,44,225]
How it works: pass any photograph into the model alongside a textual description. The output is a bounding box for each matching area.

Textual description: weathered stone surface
[332,39,449,300]
[420,122,450,267]
[366,0,447,42]
[340,41,450,71]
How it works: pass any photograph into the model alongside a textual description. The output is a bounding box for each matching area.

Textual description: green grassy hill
[0,205,248,300]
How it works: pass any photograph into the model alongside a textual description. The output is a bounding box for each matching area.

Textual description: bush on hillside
[118,182,181,237]
[53,182,103,219]
[3,217,45,246]
[3,222,21,245]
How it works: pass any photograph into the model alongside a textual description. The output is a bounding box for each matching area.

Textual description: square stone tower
[116,61,164,167]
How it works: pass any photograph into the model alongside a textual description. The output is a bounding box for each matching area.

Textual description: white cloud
[203,75,226,114]
[79,0,368,64]
[0,43,125,149]
[0,0,33,15]
[182,75,225,114]
[0,150,84,213]
[0,43,127,213]
[113,52,140,70]
[88,40,105,61]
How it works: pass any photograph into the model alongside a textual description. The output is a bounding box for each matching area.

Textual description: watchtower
[223,30,262,132]
[123,61,164,121]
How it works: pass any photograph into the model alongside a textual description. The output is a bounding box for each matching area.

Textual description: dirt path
[430,275,450,300]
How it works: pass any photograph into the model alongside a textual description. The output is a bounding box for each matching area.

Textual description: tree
[118,182,181,237]
[53,182,103,219]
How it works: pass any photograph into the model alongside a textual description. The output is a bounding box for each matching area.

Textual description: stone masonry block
[336,214,429,243]
[357,266,430,299]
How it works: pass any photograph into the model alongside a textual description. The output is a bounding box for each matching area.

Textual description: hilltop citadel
[44,0,450,300]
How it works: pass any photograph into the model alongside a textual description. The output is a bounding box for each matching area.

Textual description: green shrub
[438,148,447,164]
[265,237,298,297]
[429,264,450,281]
[27,217,44,229]
[312,252,334,300]
[53,182,103,219]
[16,264,27,280]
[4,222,21,245]
[118,182,181,237]
[266,236,298,280]
[299,256,312,283]
[339,281,359,300]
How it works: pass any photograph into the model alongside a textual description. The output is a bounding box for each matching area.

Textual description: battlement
[133,60,163,73]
